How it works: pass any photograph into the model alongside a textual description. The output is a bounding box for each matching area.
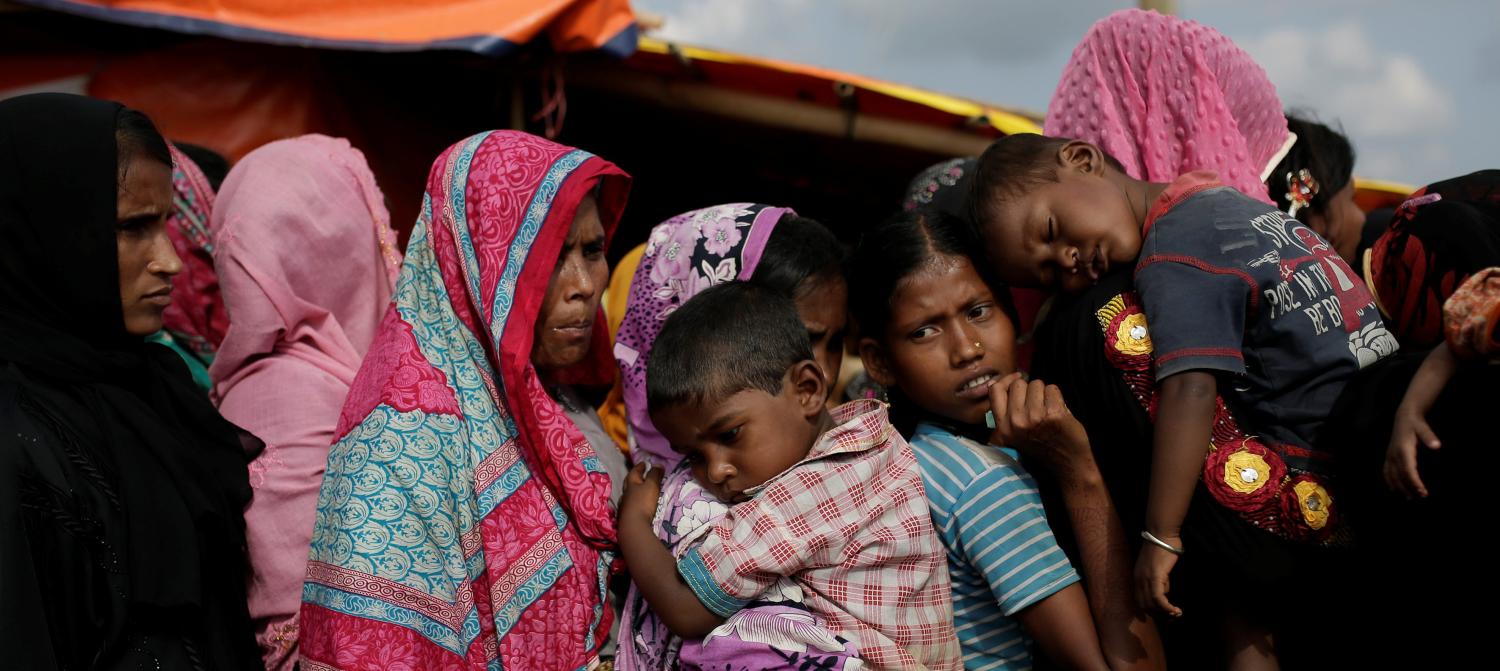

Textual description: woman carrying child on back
[618,282,962,670]
[849,208,1161,670]
[611,204,854,670]
[969,132,1398,669]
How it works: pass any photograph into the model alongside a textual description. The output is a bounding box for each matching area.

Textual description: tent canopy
[12,0,637,56]
[0,3,1412,249]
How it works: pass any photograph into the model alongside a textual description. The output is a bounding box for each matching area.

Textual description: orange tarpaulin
[14,0,637,55]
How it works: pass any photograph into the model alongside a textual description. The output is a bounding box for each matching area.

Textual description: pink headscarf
[207,134,401,671]
[1046,9,1289,204]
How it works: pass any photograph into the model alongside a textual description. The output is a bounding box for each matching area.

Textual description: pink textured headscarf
[206,134,401,671]
[1046,9,1289,204]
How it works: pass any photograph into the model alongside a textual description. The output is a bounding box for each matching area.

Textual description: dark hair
[1266,113,1355,220]
[114,108,171,171]
[971,133,1125,224]
[173,142,231,191]
[751,214,847,298]
[849,207,1012,338]
[850,207,1014,437]
[647,282,813,410]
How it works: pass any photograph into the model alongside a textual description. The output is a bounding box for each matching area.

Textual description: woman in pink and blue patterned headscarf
[300,130,631,670]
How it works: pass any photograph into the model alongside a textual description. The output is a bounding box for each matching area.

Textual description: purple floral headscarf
[614,203,793,467]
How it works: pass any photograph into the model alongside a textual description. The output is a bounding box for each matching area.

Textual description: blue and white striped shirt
[909,422,1079,671]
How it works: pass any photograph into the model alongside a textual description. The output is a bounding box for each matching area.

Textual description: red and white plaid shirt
[678,400,962,670]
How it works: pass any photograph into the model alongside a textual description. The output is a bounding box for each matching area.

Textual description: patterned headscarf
[1371,170,1500,347]
[902,157,976,217]
[161,143,227,355]
[300,131,631,669]
[613,203,795,467]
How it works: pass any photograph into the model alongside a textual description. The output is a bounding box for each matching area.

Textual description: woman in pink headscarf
[1027,10,1353,669]
[208,135,402,670]
[1045,8,1291,204]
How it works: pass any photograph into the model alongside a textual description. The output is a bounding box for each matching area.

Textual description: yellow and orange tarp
[14,0,638,56]
[628,36,1042,138]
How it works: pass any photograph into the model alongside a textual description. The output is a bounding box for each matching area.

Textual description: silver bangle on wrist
[1141,530,1184,555]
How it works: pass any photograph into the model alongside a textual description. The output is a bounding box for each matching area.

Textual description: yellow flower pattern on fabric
[1293,480,1332,530]
[1112,313,1153,356]
[1223,449,1272,494]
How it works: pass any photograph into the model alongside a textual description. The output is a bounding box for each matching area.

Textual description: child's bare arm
[1137,370,1217,618]
[991,376,1163,670]
[1386,343,1458,499]
[618,463,725,638]
[1015,584,1109,671]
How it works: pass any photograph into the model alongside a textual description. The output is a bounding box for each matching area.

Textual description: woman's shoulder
[0,370,64,481]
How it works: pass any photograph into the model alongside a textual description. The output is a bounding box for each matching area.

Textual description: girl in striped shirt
[850,208,1161,670]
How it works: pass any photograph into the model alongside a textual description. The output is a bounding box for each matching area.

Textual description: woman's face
[860,252,1016,427]
[792,275,848,388]
[533,195,609,375]
[1306,182,1365,265]
[116,153,181,337]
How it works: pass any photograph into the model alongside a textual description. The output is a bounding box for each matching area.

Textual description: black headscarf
[0,93,257,669]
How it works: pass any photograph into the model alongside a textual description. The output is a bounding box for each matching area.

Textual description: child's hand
[1135,537,1184,618]
[621,461,665,524]
[988,373,1094,477]
[1385,406,1441,499]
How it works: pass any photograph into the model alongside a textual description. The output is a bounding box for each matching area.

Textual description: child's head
[850,208,1017,429]
[1266,114,1362,265]
[647,281,828,502]
[753,214,849,383]
[971,133,1142,294]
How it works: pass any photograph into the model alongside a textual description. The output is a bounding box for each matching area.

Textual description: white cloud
[650,0,813,51]
[645,0,1118,67]
[1241,21,1455,183]
[1242,22,1453,139]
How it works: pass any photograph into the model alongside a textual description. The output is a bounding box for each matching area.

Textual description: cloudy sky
[634,0,1498,186]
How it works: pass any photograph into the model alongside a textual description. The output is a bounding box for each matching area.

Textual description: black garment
[1029,272,1349,669]
[1029,273,1155,535]
[0,93,258,670]
[1323,352,1496,668]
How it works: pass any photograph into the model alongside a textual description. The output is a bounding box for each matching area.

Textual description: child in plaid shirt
[618,282,962,671]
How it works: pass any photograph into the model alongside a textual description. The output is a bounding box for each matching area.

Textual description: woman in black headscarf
[0,93,259,670]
